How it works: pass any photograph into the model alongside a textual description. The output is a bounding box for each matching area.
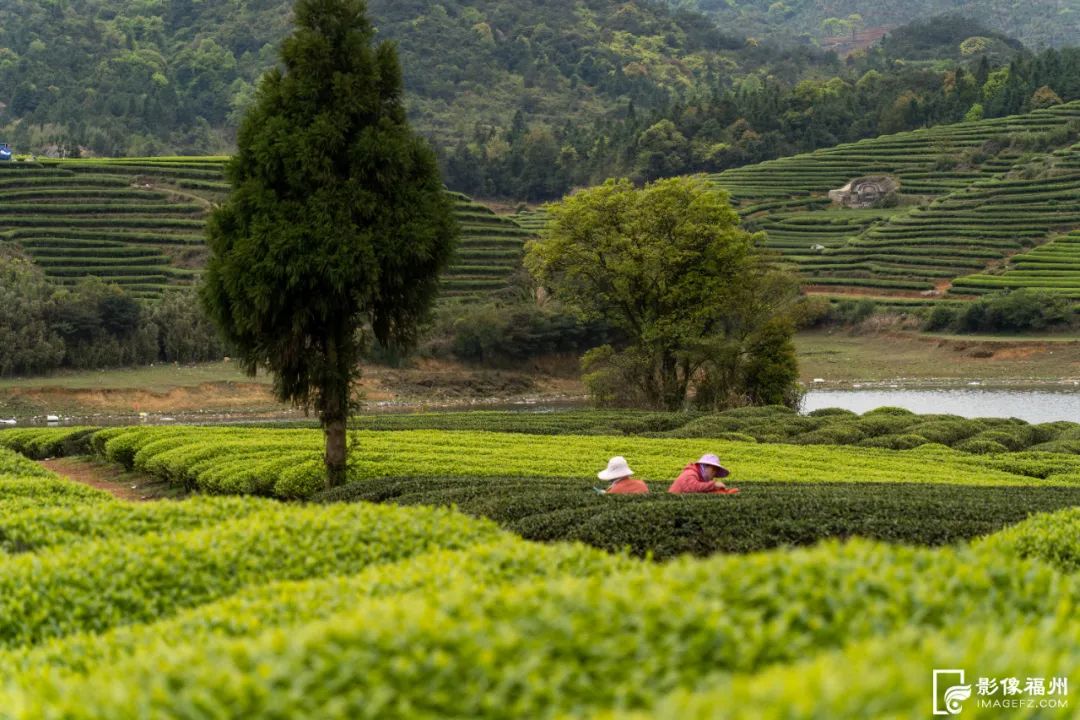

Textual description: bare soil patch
[39,457,177,501]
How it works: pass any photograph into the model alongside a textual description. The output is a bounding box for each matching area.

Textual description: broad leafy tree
[526,176,799,411]
[0,246,64,377]
[201,0,457,486]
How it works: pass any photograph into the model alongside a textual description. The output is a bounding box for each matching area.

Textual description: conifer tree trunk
[324,414,347,487]
[322,331,350,488]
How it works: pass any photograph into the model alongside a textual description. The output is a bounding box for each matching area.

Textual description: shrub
[956,289,1074,332]
[968,428,1035,452]
[862,407,916,417]
[794,423,868,445]
[715,432,758,443]
[922,304,959,331]
[273,460,327,499]
[978,507,1080,572]
[1031,422,1073,444]
[664,416,748,438]
[6,526,1076,719]
[954,438,1010,454]
[905,420,982,446]
[318,478,1080,560]
[854,415,921,437]
[807,408,857,418]
[858,434,930,450]
[0,500,503,648]
[719,405,797,418]
[1028,440,1080,454]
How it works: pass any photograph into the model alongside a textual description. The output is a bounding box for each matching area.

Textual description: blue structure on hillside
[0,144,11,161]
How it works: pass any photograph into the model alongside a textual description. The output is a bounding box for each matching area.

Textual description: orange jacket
[668,463,722,494]
[606,477,649,494]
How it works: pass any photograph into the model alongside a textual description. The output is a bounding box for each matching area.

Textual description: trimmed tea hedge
[315,476,1080,559]
[0,446,1076,718]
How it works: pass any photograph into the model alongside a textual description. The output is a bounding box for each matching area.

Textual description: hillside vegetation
[0,160,528,301]
[4,3,1079,201]
[670,0,1079,49]
[714,100,1080,303]
[6,104,1080,314]
[7,102,1080,312]
[0,0,740,155]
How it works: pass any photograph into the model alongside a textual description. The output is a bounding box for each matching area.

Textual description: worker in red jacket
[668,453,739,495]
[597,456,649,494]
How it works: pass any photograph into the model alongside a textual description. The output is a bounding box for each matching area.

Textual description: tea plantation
[0,157,223,299]
[0,160,530,300]
[5,407,1080,539]
[6,103,1080,309]
[0,434,1077,717]
[716,101,1080,305]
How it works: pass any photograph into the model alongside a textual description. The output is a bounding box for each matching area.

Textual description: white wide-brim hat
[598,456,634,481]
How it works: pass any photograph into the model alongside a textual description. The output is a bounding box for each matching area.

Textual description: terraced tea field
[443,193,531,299]
[953,229,1080,299]
[5,412,1079,503]
[0,425,1077,717]
[716,102,1080,304]
[0,160,530,300]
[0,157,223,299]
[7,105,1080,308]
[718,103,1080,201]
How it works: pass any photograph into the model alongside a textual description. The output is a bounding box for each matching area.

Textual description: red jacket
[607,477,649,494]
[668,463,722,494]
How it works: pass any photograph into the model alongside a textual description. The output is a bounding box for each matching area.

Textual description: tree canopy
[673,0,1077,49]
[525,176,800,411]
[1,3,1078,200]
[200,0,457,485]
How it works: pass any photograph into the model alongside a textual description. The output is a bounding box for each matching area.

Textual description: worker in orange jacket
[668,453,739,495]
[597,456,649,494]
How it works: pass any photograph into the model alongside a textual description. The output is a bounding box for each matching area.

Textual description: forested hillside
[0,0,742,156]
[668,0,1079,49]
[1,2,1078,201]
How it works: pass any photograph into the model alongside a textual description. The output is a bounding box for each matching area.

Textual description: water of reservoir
[803,388,1080,423]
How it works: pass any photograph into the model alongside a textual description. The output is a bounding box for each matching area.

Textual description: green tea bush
[316,478,1080,559]
[715,432,758,443]
[1029,439,1080,454]
[858,433,930,450]
[794,423,868,445]
[969,428,1034,452]
[853,414,921,437]
[720,404,797,418]
[2,423,1080,718]
[0,500,503,648]
[862,406,917,417]
[977,507,1080,572]
[0,539,631,681]
[905,420,983,445]
[658,415,746,437]
[0,428,95,459]
[955,438,1010,454]
[273,459,327,499]
[807,407,857,418]
[5,530,1075,719]
[609,619,1078,720]
[1031,422,1073,444]
[0,496,261,554]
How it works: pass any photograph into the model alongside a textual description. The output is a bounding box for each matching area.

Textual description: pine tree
[201,0,457,487]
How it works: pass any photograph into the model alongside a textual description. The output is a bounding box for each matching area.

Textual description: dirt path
[39,457,159,502]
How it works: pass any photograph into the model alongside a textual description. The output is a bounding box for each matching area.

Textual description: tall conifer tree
[202,0,456,486]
